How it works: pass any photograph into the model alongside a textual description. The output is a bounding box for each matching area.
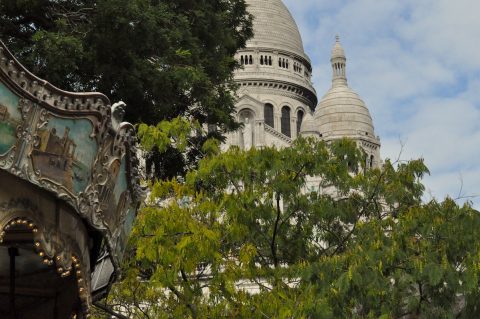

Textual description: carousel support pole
[8,247,19,319]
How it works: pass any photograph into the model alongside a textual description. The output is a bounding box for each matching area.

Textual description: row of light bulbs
[0,217,91,316]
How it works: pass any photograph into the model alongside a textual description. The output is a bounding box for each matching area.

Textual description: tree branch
[271,194,281,268]
[168,285,198,319]
[93,302,129,319]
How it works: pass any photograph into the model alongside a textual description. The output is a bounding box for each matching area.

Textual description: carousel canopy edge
[0,40,144,267]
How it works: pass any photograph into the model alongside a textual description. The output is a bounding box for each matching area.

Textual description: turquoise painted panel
[31,116,98,193]
[97,157,130,232]
[0,82,21,155]
[107,158,133,258]
[116,208,136,259]
[113,159,128,203]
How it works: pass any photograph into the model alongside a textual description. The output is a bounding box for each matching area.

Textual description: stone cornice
[235,94,264,107]
[323,134,381,150]
[235,78,317,109]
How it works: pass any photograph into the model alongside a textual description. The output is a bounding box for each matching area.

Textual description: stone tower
[312,36,381,168]
[226,0,317,149]
[227,0,381,169]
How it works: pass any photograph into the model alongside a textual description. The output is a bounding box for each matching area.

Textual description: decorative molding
[0,40,145,306]
[0,48,109,118]
[264,124,292,144]
[236,79,316,108]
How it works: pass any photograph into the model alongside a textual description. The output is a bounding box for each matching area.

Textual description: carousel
[0,41,143,318]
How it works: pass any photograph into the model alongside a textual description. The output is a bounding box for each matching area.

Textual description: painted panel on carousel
[98,157,129,225]
[116,208,135,259]
[112,158,132,258]
[0,82,21,155]
[0,41,145,303]
[31,116,98,194]
[113,158,128,211]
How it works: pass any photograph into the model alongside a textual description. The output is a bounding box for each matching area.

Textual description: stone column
[274,112,281,131]
[291,115,297,139]
[255,120,265,147]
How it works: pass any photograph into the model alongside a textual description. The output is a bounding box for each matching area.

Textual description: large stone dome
[245,0,308,61]
[234,0,317,108]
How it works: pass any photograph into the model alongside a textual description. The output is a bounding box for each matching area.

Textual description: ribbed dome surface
[245,0,307,60]
[315,86,375,138]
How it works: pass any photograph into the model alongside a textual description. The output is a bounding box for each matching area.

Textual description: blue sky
[283,0,480,208]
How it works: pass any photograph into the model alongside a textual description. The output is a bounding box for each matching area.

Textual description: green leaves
[425,262,444,286]
[98,137,480,318]
[138,116,198,153]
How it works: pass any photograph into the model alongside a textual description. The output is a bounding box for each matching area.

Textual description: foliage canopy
[95,135,480,319]
[0,0,253,177]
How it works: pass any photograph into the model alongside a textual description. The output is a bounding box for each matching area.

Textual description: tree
[95,135,480,318]
[0,0,253,178]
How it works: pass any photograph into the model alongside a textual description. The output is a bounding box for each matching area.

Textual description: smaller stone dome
[315,36,377,141]
[315,86,375,138]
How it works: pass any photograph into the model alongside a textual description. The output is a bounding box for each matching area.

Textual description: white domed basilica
[226,0,381,168]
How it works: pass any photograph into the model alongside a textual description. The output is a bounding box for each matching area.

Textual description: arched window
[264,103,274,128]
[281,106,291,137]
[370,155,374,168]
[278,58,282,67]
[240,56,244,65]
[269,56,272,65]
[260,56,264,65]
[286,59,289,69]
[296,109,304,135]
[249,55,253,64]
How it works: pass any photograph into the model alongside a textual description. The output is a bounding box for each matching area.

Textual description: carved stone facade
[227,0,381,167]
[0,41,143,318]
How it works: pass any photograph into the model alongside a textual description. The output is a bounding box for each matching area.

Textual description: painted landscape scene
[98,158,130,231]
[31,116,98,194]
[0,82,21,155]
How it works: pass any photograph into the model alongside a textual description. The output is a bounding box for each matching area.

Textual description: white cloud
[284,0,480,207]
[398,0,480,70]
